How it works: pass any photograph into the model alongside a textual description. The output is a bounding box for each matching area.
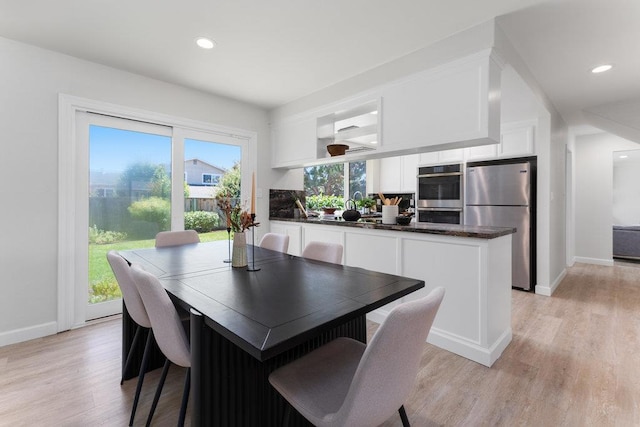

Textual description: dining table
[119,239,424,426]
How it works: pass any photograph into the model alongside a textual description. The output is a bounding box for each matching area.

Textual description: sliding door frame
[58,94,256,331]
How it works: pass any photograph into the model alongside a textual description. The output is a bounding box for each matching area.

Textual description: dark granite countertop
[270,217,515,239]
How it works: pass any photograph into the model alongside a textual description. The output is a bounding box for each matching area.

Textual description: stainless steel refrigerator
[465,161,535,291]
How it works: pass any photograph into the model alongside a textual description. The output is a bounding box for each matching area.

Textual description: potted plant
[358,197,376,214]
[305,194,344,214]
[216,192,259,267]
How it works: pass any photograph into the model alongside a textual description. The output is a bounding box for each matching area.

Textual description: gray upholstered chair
[269,287,445,427]
[106,251,154,426]
[130,265,191,427]
[155,230,200,247]
[301,241,343,264]
[259,232,290,253]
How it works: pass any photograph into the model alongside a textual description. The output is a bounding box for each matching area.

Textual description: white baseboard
[0,321,58,348]
[367,309,511,367]
[535,268,567,296]
[427,327,512,367]
[574,256,614,267]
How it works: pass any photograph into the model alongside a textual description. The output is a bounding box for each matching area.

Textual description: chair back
[336,287,445,426]
[106,251,151,329]
[155,230,200,248]
[301,241,343,264]
[259,232,290,253]
[130,265,191,368]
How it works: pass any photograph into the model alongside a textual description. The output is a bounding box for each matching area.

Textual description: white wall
[0,36,272,344]
[494,22,568,295]
[613,153,640,225]
[270,20,495,122]
[574,132,639,265]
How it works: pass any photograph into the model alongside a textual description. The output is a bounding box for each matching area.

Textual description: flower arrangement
[216,191,260,232]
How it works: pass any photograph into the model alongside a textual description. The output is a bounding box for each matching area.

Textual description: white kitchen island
[270,218,515,367]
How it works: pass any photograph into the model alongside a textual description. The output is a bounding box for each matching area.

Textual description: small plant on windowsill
[305,194,344,212]
[358,197,376,213]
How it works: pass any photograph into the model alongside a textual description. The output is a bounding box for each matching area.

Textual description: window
[202,173,221,186]
[304,161,366,199]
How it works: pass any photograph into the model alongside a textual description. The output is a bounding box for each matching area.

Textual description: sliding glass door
[76,112,251,322]
[82,113,172,320]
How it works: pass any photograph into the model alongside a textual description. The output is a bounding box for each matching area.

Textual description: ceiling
[0,0,638,131]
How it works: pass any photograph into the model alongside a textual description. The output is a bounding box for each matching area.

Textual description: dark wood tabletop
[120,241,424,361]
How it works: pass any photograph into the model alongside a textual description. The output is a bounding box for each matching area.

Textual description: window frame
[58,94,256,331]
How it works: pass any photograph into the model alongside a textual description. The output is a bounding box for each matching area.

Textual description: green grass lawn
[89,229,230,303]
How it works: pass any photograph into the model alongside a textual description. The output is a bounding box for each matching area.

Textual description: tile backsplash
[269,189,306,219]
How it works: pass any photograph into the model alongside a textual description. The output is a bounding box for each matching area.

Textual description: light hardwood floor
[1,262,638,426]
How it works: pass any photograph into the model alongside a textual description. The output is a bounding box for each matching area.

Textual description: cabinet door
[465,143,498,161]
[438,148,465,163]
[382,60,493,151]
[271,116,317,167]
[418,151,439,165]
[401,154,419,193]
[379,156,402,193]
[500,125,534,157]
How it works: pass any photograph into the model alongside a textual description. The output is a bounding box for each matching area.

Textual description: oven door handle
[417,172,463,178]
[417,207,463,212]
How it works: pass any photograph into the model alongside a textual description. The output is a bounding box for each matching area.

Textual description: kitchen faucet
[352,191,364,213]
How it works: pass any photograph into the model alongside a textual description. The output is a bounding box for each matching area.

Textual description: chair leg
[399,405,411,427]
[121,325,142,385]
[177,368,191,427]
[146,358,171,427]
[282,403,291,427]
[129,330,154,426]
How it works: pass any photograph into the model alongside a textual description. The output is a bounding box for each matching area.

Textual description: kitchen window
[304,161,366,199]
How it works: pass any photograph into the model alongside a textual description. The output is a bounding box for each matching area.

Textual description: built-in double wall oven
[416,163,463,224]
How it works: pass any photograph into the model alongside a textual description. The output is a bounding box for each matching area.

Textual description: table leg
[190,314,366,427]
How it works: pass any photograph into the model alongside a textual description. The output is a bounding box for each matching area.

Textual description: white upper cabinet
[465,143,498,161]
[271,115,318,168]
[378,154,418,193]
[378,156,401,193]
[464,121,535,161]
[418,148,465,165]
[270,50,502,169]
[380,51,501,153]
[500,123,535,157]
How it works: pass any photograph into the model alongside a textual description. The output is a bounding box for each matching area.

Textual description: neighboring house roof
[184,158,228,186]
[184,158,228,173]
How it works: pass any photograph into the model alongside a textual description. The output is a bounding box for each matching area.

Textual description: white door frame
[57,94,256,331]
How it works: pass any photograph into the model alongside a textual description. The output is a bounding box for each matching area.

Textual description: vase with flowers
[217,192,260,267]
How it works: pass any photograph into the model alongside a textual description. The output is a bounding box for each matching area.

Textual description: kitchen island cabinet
[270,218,514,367]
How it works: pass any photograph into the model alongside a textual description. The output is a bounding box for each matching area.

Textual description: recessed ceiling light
[591,64,612,74]
[619,155,628,159]
[196,37,216,49]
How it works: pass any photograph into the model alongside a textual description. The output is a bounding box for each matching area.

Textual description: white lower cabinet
[269,223,302,256]
[269,220,512,367]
